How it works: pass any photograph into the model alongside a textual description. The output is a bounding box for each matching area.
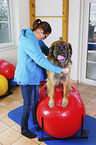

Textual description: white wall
[0,48,17,66]
[12,0,30,45]
[36,0,63,47]
[68,0,81,82]
[0,0,30,66]
[0,0,82,82]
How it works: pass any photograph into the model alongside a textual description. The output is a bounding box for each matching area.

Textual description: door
[34,0,69,47]
[81,0,96,86]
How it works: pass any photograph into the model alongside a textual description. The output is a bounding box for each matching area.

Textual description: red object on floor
[37,84,85,138]
[0,59,16,79]
[0,59,6,65]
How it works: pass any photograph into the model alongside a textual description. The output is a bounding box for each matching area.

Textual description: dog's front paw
[61,99,68,107]
[48,100,55,108]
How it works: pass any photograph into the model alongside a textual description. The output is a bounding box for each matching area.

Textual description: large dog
[47,40,72,108]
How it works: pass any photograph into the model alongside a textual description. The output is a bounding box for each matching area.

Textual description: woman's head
[33,19,52,35]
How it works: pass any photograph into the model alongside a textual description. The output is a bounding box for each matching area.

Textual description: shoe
[21,130,37,139]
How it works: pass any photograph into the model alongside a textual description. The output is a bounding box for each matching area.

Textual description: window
[0,0,13,47]
[86,3,96,81]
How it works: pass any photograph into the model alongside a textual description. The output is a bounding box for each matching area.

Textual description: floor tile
[85,86,96,95]
[0,128,22,145]
[11,136,38,145]
[8,93,22,101]
[17,98,23,104]
[73,83,90,92]
[86,108,96,117]
[0,105,9,119]
[81,98,89,105]
[0,121,9,133]
[85,101,96,111]
[12,124,21,133]
[0,97,14,106]
[5,101,22,111]
[80,92,95,101]
[90,95,96,102]
[0,116,15,127]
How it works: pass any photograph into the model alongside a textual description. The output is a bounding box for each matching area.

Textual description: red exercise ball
[37,84,85,138]
[0,59,6,65]
[0,60,15,79]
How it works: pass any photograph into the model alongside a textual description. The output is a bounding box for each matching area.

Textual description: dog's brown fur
[47,40,72,108]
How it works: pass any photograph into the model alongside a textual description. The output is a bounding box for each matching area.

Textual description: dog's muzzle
[57,55,66,62]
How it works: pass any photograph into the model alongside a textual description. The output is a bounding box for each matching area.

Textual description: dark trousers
[20,85,39,133]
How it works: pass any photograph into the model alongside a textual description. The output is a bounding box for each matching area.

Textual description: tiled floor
[0,83,96,145]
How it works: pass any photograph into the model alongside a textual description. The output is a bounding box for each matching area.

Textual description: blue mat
[8,106,96,145]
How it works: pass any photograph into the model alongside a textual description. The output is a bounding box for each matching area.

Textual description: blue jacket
[14,29,62,85]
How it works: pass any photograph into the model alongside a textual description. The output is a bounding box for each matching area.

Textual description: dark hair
[32,19,52,34]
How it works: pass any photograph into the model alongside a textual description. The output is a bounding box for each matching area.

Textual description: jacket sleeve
[24,39,62,74]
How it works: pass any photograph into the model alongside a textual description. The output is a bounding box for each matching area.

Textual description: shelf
[88,50,96,53]
[87,61,96,64]
[88,42,96,44]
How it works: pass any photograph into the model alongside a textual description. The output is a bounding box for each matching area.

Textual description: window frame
[0,0,14,49]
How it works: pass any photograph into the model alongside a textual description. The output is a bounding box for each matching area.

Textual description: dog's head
[48,40,72,66]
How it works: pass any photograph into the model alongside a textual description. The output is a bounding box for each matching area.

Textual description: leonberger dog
[47,40,72,108]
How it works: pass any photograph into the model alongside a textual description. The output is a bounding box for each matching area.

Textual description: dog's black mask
[49,41,72,63]
[54,45,68,62]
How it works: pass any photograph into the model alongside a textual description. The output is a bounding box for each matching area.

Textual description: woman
[14,19,70,138]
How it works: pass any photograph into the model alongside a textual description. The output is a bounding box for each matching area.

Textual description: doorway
[81,0,96,86]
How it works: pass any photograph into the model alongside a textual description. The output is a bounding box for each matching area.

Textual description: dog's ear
[68,43,72,57]
[59,37,64,41]
[49,45,54,58]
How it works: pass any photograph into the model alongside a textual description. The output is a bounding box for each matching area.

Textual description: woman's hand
[61,65,71,74]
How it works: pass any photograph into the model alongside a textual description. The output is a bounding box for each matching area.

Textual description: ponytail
[32,19,42,31]
[32,19,52,34]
